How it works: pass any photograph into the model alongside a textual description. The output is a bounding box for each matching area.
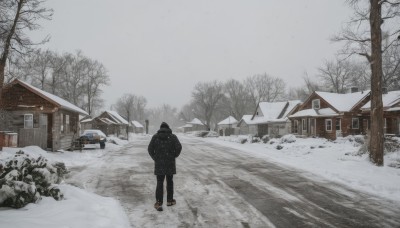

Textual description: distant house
[130,120,144,134]
[237,100,302,137]
[92,111,129,137]
[181,118,208,133]
[80,116,93,131]
[289,91,370,140]
[361,90,400,135]
[0,79,88,151]
[217,116,238,136]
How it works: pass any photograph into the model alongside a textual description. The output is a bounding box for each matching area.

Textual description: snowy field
[1,133,400,227]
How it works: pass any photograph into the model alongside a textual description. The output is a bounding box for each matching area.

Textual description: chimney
[350,87,359,93]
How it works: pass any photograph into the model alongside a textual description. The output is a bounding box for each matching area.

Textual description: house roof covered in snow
[10,79,88,116]
[131,120,144,128]
[238,115,254,125]
[361,90,400,111]
[187,118,205,125]
[96,117,118,125]
[289,108,338,118]
[182,124,193,128]
[218,116,238,125]
[250,100,302,124]
[315,91,370,112]
[105,111,129,125]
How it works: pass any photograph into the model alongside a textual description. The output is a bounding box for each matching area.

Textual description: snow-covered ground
[0,135,138,228]
[1,133,400,227]
[199,134,400,202]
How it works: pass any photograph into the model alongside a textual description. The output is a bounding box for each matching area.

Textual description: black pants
[156,175,173,203]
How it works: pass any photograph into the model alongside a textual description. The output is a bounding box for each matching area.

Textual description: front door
[309,118,316,136]
[336,118,342,137]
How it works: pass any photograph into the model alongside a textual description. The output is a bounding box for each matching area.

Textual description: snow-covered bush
[251,137,261,143]
[205,131,219,137]
[261,135,270,143]
[0,151,67,208]
[280,134,296,143]
[276,145,283,150]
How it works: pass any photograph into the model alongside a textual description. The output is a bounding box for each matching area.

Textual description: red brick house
[361,90,400,135]
[0,79,88,151]
[289,91,371,140]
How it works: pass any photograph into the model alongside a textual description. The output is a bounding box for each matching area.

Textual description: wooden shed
[0,79,88,151]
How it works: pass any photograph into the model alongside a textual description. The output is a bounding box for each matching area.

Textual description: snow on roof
[81,118,93,123]
[362,90,400,110]
[182,124,193,128]
[218,116,238,125]
[254,100,302,123]
[289,108,338,118]
[105,111,129,125]
[16,79,88,115]
[131,120,144,128]
[316,91,370,112]
[187,118,205,125]
[238,115,255,125]
[98,118,118,125]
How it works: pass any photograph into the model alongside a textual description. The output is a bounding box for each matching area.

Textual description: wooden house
[92,111,129,137]
[130,120,144,134]
[181,118,207,133]
[237,100,301,137]
[361,90,400,135]
[0,79,88,151]
[289,91,370,140]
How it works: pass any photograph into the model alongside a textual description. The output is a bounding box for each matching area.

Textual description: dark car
[80,130,107,149]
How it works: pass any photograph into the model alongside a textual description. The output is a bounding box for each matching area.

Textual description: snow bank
[0,184,130,228]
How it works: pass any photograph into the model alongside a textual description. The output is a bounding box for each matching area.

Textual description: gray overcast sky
[32,0,352,109]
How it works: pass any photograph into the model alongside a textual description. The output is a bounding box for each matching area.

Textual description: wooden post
[145,119,149,134]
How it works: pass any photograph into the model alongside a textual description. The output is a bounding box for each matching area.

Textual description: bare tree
[245,73,286,107]
[334,0,400,165]
[147,104,181,132]
[83,60,109,115]
[317,59,355,93]
[382,37,400,90]
[191,80,225,128]
[224,79,252,120]
[0,0,52,90]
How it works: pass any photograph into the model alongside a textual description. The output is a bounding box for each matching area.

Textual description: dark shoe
[154,201,163,211]
[167,199,176,206]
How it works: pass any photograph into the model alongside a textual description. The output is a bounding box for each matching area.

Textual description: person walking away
[148,122,182,211]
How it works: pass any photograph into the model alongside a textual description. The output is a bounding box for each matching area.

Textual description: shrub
[276,145,283,150]
[0,151,67,208]
[280,134,296,143]
[261,135,270,143]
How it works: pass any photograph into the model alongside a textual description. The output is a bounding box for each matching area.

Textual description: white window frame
[325,119,332,131]
[312,99,320,110]
[24,114,33,129]
[352,118,359,129]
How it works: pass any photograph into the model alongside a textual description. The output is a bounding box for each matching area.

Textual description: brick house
[0,79,88,151]
[289,91,371,140]
[361,90,400,135]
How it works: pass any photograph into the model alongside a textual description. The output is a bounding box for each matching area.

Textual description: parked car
[80,129,107,149]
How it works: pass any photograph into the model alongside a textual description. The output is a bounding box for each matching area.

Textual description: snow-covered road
[67,136,400,228]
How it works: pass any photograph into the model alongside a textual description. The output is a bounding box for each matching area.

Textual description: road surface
[67,136,400,228]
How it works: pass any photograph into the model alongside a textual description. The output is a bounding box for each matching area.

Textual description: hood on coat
[157,128,172,139]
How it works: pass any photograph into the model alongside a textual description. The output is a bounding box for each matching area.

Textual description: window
[302,119,307,131]
[312,99,320,110]
[325,119,332,131]
[24,114,33,128]
[335,119,341,131]
[352,118,359,129]
[66,115,70,133]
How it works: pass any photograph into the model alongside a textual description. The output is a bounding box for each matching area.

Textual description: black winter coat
[148,128,182,175]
